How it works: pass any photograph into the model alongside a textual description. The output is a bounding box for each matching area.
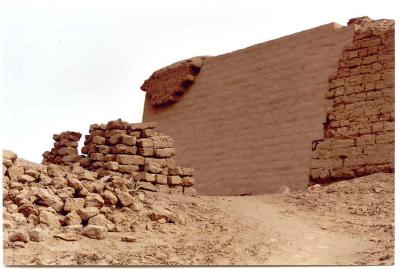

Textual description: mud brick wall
[80,119,196,195]
[142,22,356,195]
[42,131,82,166]
[310,18,394,182]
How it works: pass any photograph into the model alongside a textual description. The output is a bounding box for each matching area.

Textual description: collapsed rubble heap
[80,119,195,195]
[42,131,82,166]
[3,150,186,247]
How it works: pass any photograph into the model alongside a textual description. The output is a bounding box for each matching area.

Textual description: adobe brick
[310,168,330,181]
[362,55,377,65]
[332,138,355,148]
[376,132,394,144]
[356,134,375,146]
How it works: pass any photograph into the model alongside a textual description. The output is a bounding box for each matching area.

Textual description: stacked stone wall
[41,120,196,195]
[42,132,82,166]
[310,17,394,182]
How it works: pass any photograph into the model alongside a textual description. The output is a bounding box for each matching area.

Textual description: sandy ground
[3,173,394,266]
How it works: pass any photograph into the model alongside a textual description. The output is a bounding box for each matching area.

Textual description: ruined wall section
[141,57,207,106]
[143,23,355,195]
[42,131,82,165]
[310,18,395,182]
[41,119,196,195]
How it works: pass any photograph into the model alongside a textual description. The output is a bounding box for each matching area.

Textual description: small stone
[152,135,174,149]
[77,207,99,220]
[39,210,61,229]
[137,138,153,148]
[183,187,197,196]
[168,167,183,176]
[24,169,40,180]
[121,236,136,242]
[137,172,156,182]
[182,167,195,176]
[145,163,162,174]
[138,193,145,201]
[82,225,108,239]
[27,214,39,225]
[80,170,98,181]
[8,230,30,243]
[104,161,119,171]
[3,220,15,230]
[103,190,118,205]
[3,160,12,168]
[170,214,186,225]
[139,182,157,192]
[130,201,143,211]
[150,208,171,222]
[28,228,47,242]
[182,177,195,187]
[64,198,85,212]
[121,135,136,146]
[85,193,105,208]
[158,218,167,224]
[18,174,35,183]
[168,175,182,186]
[37,189,64,212]
[2,149,17,162]
[92,135,106,145]
[308,184,322,191]
[67,177,84,190]
[7,165,24,180]
[58,147,78,156]
[154,148,176,158]
[109,134,122,145]
[117,191,134,206]
[18,203,39,217]
[138,147,154,156]
[7,212,27,225]
[88,214,115,231]
[141,128,155,138]
[65,211,82,226]
[116,155,144,165]
[100,206,112,214]
[54,232,79,241]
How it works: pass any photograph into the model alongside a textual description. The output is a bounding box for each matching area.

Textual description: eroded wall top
[141,56,208,106]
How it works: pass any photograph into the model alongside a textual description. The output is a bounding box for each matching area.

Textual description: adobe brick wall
[310,17,394,182]
[142,21,357,195]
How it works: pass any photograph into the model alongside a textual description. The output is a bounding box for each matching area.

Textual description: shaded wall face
[143,23,354,195]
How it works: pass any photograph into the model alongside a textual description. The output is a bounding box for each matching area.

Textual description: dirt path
[214,196,371,265]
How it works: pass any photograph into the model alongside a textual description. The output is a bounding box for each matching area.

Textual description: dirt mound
[282,173,394,265]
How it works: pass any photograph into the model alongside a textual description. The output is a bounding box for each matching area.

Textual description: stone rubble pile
[42,131,82,166]
[3,149,188,248]
[80,119,195,195]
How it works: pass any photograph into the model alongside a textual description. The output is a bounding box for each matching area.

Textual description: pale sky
[1,0,398,162]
